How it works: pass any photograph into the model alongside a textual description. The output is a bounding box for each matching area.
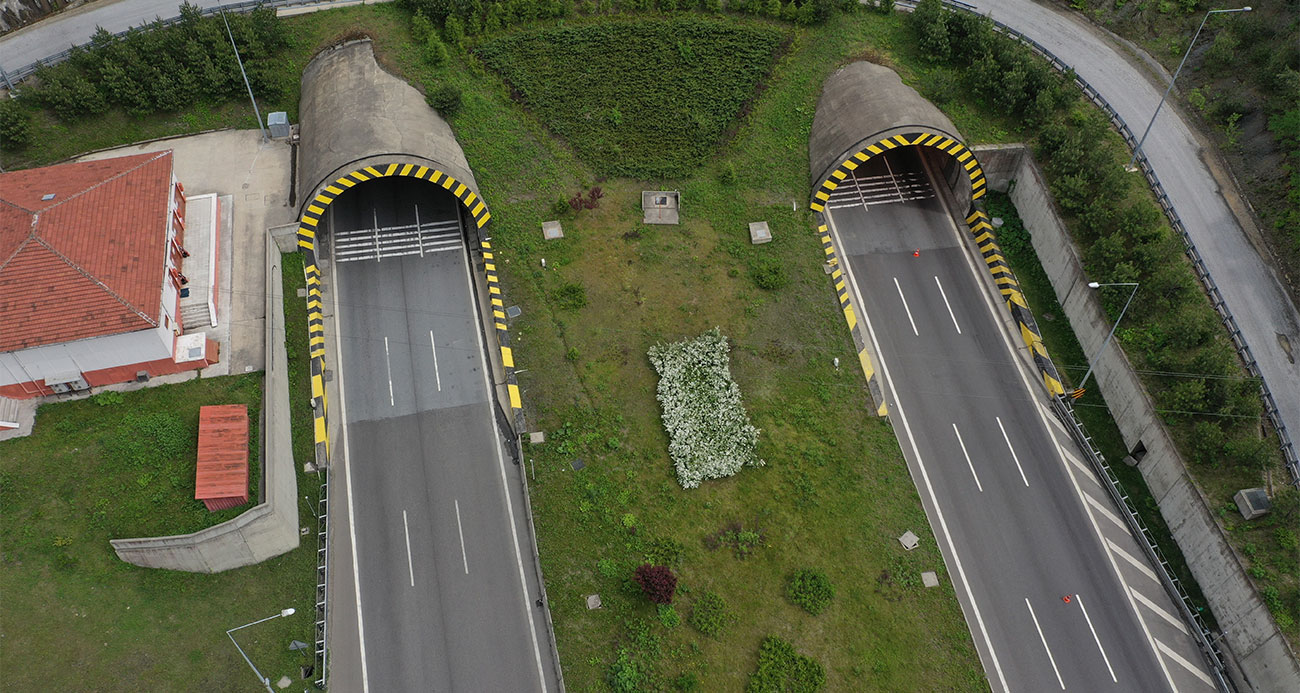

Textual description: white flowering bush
[648,328,764,489]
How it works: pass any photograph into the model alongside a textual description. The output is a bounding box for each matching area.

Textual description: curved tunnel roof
[809,61,985,211]
[297,40,489,228]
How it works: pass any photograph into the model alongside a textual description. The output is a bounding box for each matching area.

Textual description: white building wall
[0,328,173,387]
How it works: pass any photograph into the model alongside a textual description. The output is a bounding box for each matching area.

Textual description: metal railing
[314,471,329,689]
[1,0,385,86]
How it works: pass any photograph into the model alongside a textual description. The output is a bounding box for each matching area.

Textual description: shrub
[718,162,738,185]
[674,671,700,691]
[425,33,449,66]
[554,282,588,309]
[443,14,465,45]
[787,568,835,615]
[0,100,32,148]
[634,563,678,604]
[657,603,680,628]
[750,256,789,290]
[908,0,950,62]
[92,390,125,407]
[746,636,826,692]
[688,590,729,636]
[425,84,462,116]
[648,328,764,488]
[411,11,435,42]
[607,648,646,693]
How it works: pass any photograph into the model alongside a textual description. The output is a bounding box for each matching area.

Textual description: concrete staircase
[181,301,212,331]
[0,396,21,430]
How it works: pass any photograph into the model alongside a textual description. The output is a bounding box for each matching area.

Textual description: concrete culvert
[809,61,986,214]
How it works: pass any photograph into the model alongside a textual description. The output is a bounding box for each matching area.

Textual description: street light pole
[220,7,268,143]
[1128,6,1252,170]
[227,608,295,693]
[1074,281,1139,397]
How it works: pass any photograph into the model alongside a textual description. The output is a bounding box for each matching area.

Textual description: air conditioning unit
[45,372,90,394]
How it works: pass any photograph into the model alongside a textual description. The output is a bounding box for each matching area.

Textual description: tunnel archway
[293,40,509,463]
[809,61,1062,398]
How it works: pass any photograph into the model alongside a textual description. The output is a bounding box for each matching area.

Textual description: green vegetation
[476,18,786,178]
[747,636,826,692]
[786,568,834,615]
[1062,0,1300,315]
[0,375,316,691]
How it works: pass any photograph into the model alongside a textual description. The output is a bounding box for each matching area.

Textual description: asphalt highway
[327,177,551,692]
[826,147,1217,693]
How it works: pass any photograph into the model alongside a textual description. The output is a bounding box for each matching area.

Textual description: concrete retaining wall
[978,143,1300,691]
[110,233,300,572]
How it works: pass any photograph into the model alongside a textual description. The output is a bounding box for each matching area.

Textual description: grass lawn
[0,258,324,690]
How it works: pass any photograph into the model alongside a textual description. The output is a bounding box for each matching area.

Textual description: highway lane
[328,177,550,692]
[826,147,1214,692]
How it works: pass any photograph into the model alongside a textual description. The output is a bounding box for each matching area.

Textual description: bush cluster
[401,0,839,34]
[745,636,825,692]
[786,568,834,615]
[25,3,289,123]
[475,18,784,178]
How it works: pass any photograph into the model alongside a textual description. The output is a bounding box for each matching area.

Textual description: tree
[443,14,465,45]
[411,11,435,42]
[909,0,950,62]
[425,33,449,66]
[765,0,781,17]
[426,84,462,116]
[633,563,677,604]
[0,100,32,149]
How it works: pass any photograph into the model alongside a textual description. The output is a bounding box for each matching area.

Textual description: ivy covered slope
[475,17,786,178]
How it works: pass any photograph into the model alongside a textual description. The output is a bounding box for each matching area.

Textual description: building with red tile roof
[0,151,217,398]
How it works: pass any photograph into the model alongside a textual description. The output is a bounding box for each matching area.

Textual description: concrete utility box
[898,530,919,551]
[749,221,772,244]
[1234,488,1271,520]
[542,220,564,240]
[267,112,290,139]
[642,191,680,225]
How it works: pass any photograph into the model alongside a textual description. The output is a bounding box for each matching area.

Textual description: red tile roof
[0,151,174,351]
[195,404,250,506]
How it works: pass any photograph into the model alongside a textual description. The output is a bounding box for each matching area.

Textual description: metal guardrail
[314,471,329,689]
[1,0,369,86]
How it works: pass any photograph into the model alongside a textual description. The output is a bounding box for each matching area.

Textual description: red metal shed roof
[195,404,250,504]
[0,151,174,352]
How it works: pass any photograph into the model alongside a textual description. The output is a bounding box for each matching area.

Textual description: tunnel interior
[315,176,468,265]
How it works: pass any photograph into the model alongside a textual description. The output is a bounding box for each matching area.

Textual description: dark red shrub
[588,186,605,201]
[633,563,677,605]
[569,194,585,211]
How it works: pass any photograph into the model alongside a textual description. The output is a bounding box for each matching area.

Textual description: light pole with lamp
[1072,281,1139,399]
[1128,6,1252,171]
[227,607,295,693]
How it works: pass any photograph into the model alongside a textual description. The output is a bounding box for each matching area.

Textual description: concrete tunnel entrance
[808,60,1064,399]
[808,61,986,216]
[291,39,501,462]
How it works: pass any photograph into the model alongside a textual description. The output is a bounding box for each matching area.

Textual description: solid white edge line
[935,275,962,334]
[825,211,1010,693]
[402,510,415,588]
[454,499,469,575]
[458,241,549,692]
[893,276,920,336]
[946,199,1182,693]
[430,329,442,391]
[952,423,984,492]
[1025,597,1066,690]
[1075,593,1118,683]
[996,415,1031,487]
[383,336,394,407]
[331,250,372,693]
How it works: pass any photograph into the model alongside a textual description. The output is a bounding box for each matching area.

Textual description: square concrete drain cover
[898,530,919,551]
[749,221,772,244]
[506,305,522,319]
[586,594,602,610]
[922,571,939,588]
[542,220,564,240]
[529,431,545,445]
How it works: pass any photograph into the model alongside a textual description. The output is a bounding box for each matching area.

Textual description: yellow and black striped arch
[299,162,490,233]
[811,131,986,213]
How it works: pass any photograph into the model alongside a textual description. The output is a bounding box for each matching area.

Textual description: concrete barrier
[978,144,1300,691]
[110,233,300,572]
